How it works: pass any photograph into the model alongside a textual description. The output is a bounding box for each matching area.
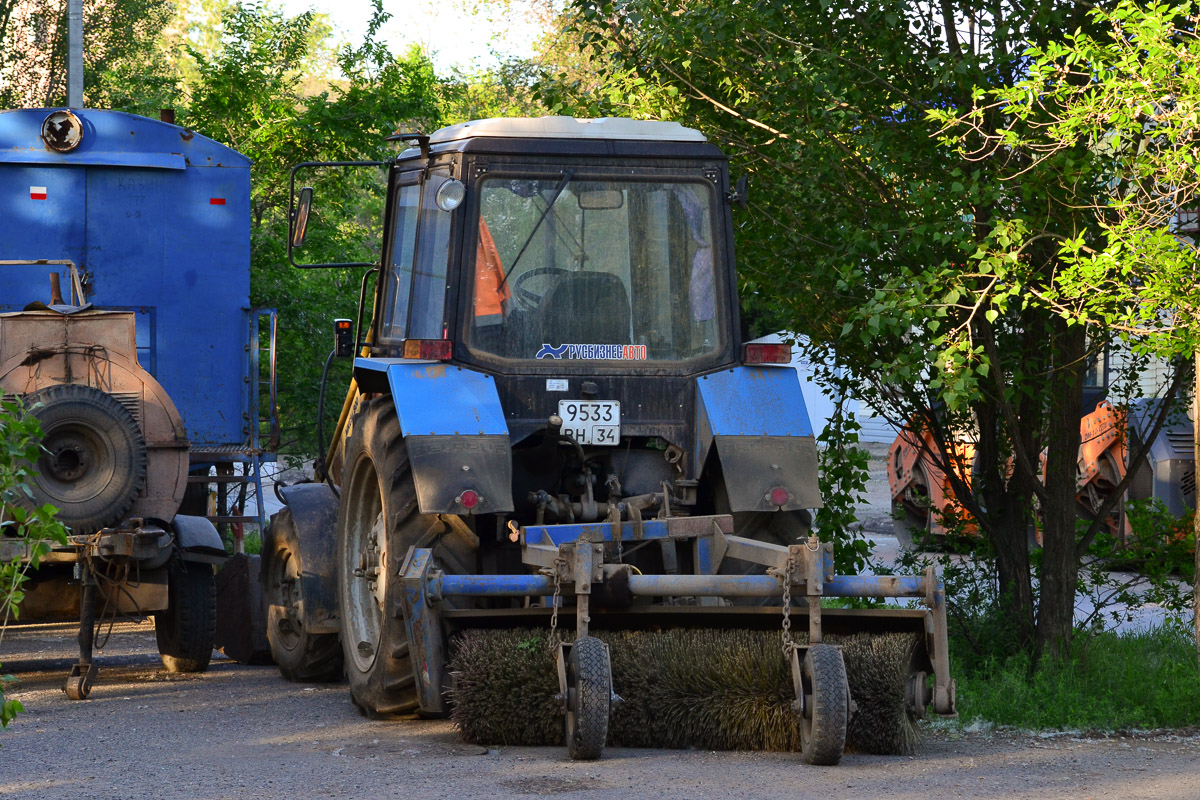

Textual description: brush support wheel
[564,636,611,760]
[798,644,849,765]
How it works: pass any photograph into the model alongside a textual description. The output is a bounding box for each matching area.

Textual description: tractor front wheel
[263,508,343,682]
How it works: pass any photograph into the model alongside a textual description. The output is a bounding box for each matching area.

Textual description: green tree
[0,0,179,113]
[179,1,444,454]
[934,0,1200,660]
[548,0,1190,656]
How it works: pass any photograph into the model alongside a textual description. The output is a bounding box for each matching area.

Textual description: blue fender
[355,358,514,514]
[695,366,823,512]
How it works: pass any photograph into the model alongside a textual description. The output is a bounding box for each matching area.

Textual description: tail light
[402,339,453,360]
[743,342,791,365]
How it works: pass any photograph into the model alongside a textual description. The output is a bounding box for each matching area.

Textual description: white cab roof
[428,116,707,144]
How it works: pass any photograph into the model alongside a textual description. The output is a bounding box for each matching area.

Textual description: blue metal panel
[696,366,815,437]
[0,108,256,454]
[0,166,85,307]
[365,359,509,436]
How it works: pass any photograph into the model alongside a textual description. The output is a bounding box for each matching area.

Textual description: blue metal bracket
[397,547,446,715]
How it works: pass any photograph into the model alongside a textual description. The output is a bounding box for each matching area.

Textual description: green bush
[1,398,69,729]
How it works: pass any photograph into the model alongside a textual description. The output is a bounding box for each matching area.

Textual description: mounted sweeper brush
[263,117,957,764]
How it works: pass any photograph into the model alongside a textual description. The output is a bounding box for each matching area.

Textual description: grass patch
[954,622,1200,730]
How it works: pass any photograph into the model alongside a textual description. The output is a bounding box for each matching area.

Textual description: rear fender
[356,358,514,514]
[172,514,226,562]
[273,482,341,634]
[696,366,822,512]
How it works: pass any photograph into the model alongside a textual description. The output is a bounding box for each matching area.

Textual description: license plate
[558,400,620,446]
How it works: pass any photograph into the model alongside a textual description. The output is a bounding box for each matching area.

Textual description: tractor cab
[292,116,818,526]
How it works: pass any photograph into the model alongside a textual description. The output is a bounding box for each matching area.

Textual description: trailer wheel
[337,397,477,718]
[156,560,217,673]
[798,644,849,766]
[565,636,611,761]
[23,384,147,534]
[263,509,343,682]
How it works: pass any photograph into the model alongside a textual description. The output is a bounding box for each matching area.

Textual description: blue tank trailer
[0,108,278,695]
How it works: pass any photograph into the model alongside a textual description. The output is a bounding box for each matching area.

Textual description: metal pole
[67,0,83,107]
[1193,348,1198,669]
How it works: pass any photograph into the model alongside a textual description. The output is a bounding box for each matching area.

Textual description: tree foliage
[548,0,1192,656]
[0,0,178,112]
[933,0,1200,658]
[176,1,444,454]
[1,399,70,729]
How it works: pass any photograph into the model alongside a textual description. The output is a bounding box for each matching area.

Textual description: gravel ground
[3,622,1200,800]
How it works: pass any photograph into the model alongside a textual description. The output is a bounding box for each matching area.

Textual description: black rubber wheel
[336,396,477,718]
[156,560,217,673]
[892,462,931,548]
[799,644,849,766]
[23,384,147,533]
[262,508,343,682]
[565,636,611,761]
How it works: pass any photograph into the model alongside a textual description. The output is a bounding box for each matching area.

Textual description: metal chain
[548,554,565,650]
[780,554,795,655]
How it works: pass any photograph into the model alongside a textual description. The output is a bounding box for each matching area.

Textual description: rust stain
[420,365,448,379]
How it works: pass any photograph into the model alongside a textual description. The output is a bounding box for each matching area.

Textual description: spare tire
[22,384,147,533]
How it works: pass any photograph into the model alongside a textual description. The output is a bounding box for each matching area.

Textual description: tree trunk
[974,400,1036,649]
[1037,319,1087,658]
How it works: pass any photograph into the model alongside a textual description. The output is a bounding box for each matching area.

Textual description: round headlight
[435,179,465,212]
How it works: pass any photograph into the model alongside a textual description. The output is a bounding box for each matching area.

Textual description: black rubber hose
[314,349,336,484]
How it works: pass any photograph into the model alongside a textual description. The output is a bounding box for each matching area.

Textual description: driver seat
[540,271,631,345]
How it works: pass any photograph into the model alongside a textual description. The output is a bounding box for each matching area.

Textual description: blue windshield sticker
[536,343,648,360]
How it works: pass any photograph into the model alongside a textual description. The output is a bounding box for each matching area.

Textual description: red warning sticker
[30,186,47,200]
[210,197,226,205]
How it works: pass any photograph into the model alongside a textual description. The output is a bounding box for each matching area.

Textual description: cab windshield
[467,175,724,363]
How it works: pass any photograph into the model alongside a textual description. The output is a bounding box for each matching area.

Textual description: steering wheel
[510,267,569,311]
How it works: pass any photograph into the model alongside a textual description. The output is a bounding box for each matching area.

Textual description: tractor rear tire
[23,384,147,533]
[156,560,217,673]
[799,644,849,766]
[565,636,611,761]
[263,508,343,682]
[336,396,477,718]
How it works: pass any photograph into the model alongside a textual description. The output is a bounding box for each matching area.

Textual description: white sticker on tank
[546,379,568,392]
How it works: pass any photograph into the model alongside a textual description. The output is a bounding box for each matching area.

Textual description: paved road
[2,622,1198,800]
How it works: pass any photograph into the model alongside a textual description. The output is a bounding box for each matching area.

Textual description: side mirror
[730,175,749,211]
[292,186,314,249]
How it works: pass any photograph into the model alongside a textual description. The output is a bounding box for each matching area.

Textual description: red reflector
[402,339,452,360]
[743,343,791,364]
[769,487,789,507]
[457,490,480,509]
[210,197,226,205]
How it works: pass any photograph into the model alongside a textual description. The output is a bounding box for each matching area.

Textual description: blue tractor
[0,108,277,697]
[264,117,956,763]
